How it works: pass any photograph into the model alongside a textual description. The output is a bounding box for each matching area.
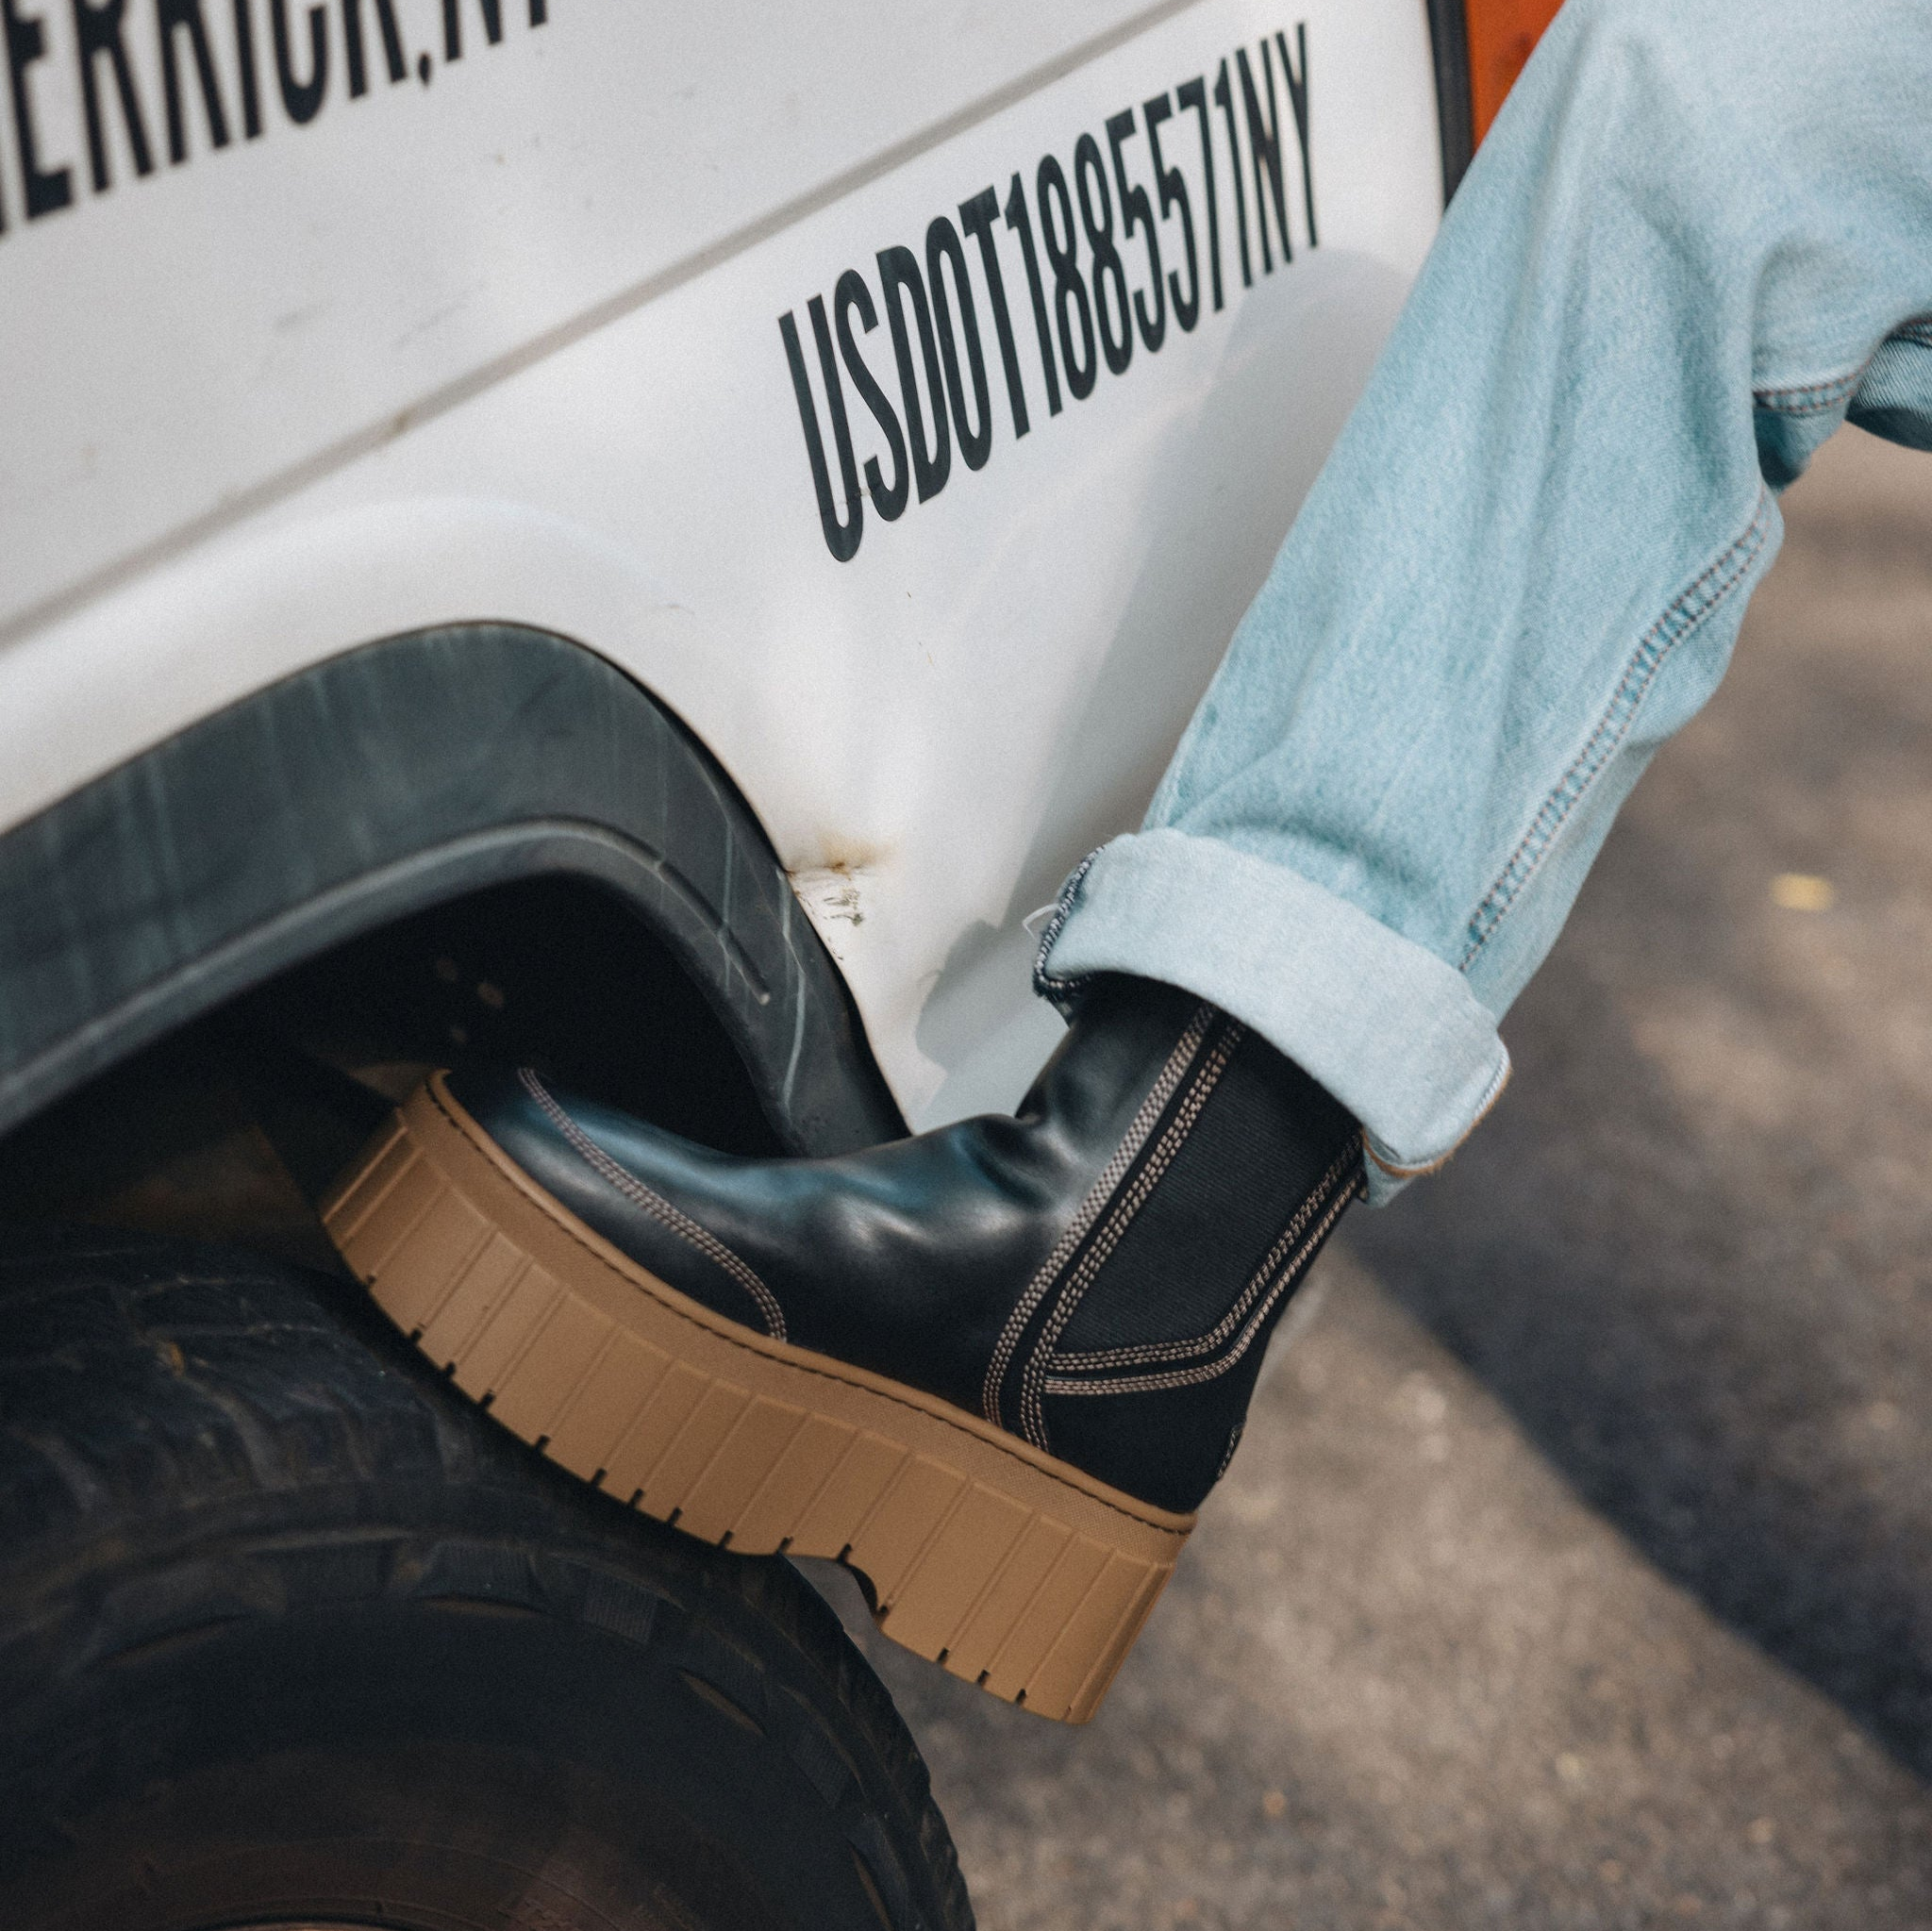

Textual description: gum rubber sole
[321,1074,1194,1723]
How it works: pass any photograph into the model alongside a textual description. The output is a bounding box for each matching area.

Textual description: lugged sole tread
[321,1074,1193,1723]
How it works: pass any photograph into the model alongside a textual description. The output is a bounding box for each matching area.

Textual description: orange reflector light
[1465,0,1565,145]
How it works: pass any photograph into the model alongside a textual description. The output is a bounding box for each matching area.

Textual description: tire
[0,1227,974,1931]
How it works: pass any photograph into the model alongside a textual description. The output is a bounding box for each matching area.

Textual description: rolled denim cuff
[1035,830,1510,1205]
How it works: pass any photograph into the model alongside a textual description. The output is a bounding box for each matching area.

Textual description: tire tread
[0,1225,973,1931]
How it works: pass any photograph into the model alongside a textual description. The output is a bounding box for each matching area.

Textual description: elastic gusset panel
[1047,1146,1359,1381]
[1049,1025,1357,1361]
[1041,1320,1280,1516]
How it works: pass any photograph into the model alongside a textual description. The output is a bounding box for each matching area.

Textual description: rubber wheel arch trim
[0,623,903,1157]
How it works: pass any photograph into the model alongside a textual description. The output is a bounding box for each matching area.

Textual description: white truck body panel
[0,0,1440,1127]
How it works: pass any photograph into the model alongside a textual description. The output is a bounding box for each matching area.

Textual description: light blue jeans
[1039,0,1932,1202]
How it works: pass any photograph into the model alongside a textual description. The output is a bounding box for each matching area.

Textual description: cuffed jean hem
[1034,830,1511,1206]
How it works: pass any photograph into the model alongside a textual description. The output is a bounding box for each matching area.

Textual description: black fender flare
[0,624,904,1156]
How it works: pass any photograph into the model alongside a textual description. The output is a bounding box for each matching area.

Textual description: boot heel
[323,1074,1194,1723]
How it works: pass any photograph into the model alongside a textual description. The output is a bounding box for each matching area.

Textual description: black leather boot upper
[449,975,1362,1513]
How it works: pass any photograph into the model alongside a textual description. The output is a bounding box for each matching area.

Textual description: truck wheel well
[0,623,902,1165]
[0,873,789,1264]
[0,622,907,1253]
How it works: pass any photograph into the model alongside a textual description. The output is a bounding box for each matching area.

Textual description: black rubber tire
[0,1227,974,1931]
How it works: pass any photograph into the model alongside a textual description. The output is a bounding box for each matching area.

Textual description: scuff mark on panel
[788,838,889,963]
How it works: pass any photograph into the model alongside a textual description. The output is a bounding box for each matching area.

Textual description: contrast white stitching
[1047,1142,1361,1372]
[980,1003,1214,1428]
[1041,1170,1357,1397]
[1017,1021,1239,1446]
[1459,489,1774,970]
[1031,848,1099,1007]
[519,1068,788,1342]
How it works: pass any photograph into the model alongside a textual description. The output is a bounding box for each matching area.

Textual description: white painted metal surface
[0,0,1441,1126]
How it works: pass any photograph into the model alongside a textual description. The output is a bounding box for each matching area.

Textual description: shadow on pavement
[1352,425,1932,1778]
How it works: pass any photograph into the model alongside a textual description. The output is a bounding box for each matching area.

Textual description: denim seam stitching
[1032,848,1100,1011]
[1457,489,1774,974]
[1753,370,1863,416]
[1363,1053,1512,1179]
[1750,326,1931,415]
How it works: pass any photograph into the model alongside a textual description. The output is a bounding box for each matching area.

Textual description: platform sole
[321,1074,1193,1723]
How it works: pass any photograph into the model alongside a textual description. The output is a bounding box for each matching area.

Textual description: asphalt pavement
[828,426,1932,1929]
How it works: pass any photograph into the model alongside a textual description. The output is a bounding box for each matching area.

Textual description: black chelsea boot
[325,974,1362,1720]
